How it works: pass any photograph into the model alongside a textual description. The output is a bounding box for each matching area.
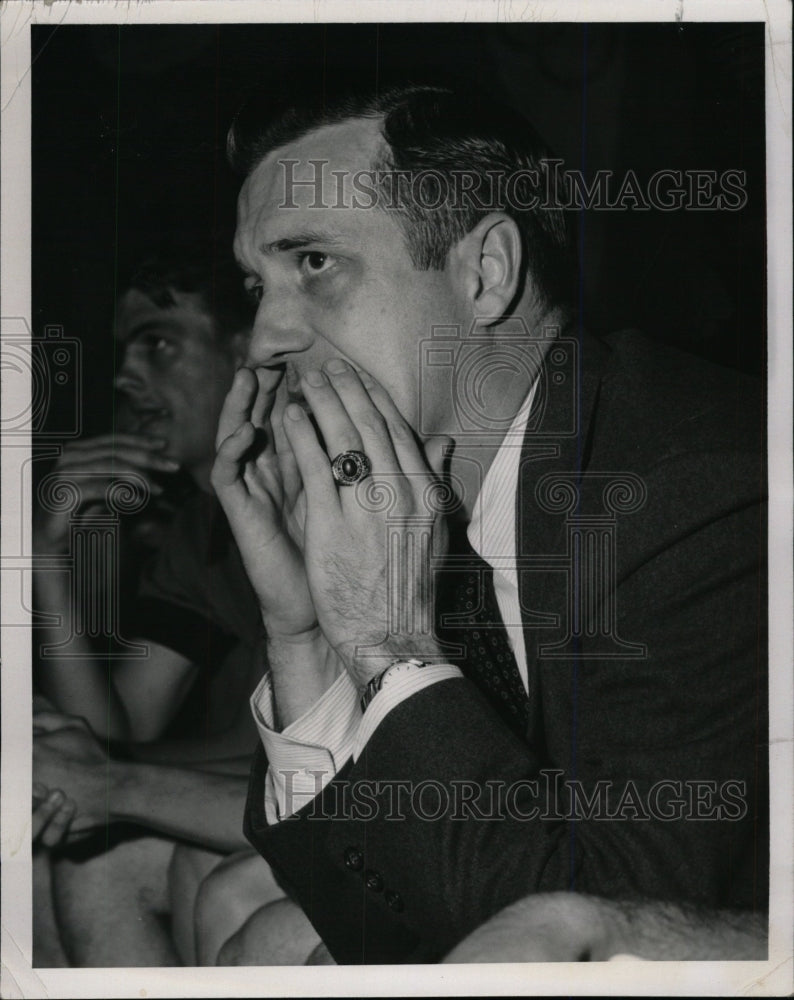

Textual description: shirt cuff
[250,670,361,823]
[352,664,462,761]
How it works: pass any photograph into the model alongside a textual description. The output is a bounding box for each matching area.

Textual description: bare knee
[194,850,279,965]
[168,844,224,965]
[216,898,321,966]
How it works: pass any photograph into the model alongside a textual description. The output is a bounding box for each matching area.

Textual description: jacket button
[364,869,384,892]
[344,847,364,872]
[385,890,404,912]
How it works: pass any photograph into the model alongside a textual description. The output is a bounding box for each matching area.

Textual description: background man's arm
[34,597,199,741]
[33,713,250,852]
[443,892,767,963]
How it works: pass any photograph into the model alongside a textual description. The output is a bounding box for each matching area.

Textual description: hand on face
[282,360,451,687]
[33,433,179,554]
[211,366,316,639]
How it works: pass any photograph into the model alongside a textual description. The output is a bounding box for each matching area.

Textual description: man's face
[114,288,240,470]
[234,117,466,437]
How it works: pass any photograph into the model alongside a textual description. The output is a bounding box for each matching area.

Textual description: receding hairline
[240,112,390,181]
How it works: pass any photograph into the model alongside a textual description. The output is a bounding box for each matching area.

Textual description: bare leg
[216,898,323,966]
[193,849,287,966]
[168,844,224,966]
[52,835,179,966]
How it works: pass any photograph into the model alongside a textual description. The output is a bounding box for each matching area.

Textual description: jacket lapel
[516,326,611,739]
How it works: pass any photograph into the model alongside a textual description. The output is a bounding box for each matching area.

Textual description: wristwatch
[359,658,429,712]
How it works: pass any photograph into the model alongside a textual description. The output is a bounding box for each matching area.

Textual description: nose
[245,290,314,367]
[113,351,147,396]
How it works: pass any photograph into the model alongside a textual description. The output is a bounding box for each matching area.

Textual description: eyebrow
[259,230,347,256]
[118,319,183,343]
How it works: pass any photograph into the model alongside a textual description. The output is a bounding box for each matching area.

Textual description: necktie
[436,528,529,737]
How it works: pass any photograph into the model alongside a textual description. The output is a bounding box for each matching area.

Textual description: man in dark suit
[211,84,767,963]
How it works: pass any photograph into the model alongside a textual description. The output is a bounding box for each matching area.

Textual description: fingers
[272,408,302,509]
[211,421,256,493]
[282,405,340,513]
[298,360,432,478]
[32,789,76,846]
[250,366,284,430]
[357,371,436,477]
[48,463,167,501]
[32,694,57,713]
[56,436,178,473]
[216,367,259,449]
[216,366,283,451]
[299,364,369,460]
[33,710,86,734]
[60,433,168,453]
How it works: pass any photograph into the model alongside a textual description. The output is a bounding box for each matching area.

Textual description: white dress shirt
[250,385,536,823]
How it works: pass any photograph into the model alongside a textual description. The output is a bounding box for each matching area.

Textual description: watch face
[381,664,405,686]
[381,660,424,687]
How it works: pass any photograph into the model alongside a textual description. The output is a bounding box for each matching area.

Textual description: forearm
[593,896,768,961]
[34,572,131,739]
[443,892,768,962]
[106,759,250,851]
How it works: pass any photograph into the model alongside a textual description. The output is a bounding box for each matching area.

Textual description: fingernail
[161,459,180,470]
[285,404,305,422]
[149,437,167,449]
[304,369,326,387]
[49,790,64,805]
[325,359,349,374]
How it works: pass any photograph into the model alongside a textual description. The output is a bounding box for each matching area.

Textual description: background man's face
[114,288,239,469]
[234,117,466,437]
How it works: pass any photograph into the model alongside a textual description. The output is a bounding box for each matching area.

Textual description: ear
[451,214,525,320]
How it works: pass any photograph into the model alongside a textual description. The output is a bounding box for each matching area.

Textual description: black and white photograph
[1,1,791,996]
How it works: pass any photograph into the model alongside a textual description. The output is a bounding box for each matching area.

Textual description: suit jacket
[244,328,768,963]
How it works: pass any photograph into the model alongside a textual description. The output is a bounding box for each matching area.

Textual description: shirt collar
[467,382,537,569]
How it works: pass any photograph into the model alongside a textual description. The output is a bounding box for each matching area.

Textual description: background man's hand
[32,784,77,848]
[33,711,112,834]
[33,433,179,554]
[282,361,451,687]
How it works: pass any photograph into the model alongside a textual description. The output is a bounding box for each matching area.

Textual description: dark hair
[122,241,256,345]
[227,84,575,307]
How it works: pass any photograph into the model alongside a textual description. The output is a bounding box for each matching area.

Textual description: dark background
[32,22,766,437]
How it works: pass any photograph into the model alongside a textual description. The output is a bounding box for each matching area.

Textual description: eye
[300,251,332,274]
[142,334,171,353]
[245,282,264,304]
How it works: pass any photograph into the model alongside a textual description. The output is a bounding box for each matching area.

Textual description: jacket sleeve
[245,447,768,964]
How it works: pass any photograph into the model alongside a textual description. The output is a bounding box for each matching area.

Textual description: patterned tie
[436,527,529,737]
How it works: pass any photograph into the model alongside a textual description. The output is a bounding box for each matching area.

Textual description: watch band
[359,658,428,712]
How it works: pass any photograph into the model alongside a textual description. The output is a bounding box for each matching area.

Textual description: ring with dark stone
[331,450,372,486]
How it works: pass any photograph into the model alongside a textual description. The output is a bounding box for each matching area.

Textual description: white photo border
[2,1,791,996]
